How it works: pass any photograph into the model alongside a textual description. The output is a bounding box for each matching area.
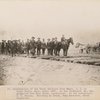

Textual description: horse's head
[69,37,74,45]
[75,42,82,48]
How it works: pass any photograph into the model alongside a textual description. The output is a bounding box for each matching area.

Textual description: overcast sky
[0,0,100,44]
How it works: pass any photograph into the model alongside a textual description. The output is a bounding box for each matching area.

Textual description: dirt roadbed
[0,54,100,85]
[34,54,100,66]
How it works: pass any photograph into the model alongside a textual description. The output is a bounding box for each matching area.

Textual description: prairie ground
[0,54,100,85]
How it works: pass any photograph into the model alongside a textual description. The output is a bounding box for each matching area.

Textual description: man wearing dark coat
[1,40,6,54]
[41,39,46,55]
[0,42,1,54]
[30,37,36,55]
[7,40,12,55]
[50,38,55,55]
[10,40,16,57]
[61,35,65,42]
[47,38,51,55]
[36,38,41,55]
[25,39,30,56]
[5,41,9,55]
[54,37,58,56]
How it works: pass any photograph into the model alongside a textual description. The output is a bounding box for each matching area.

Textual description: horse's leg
[12,50,13,57]
[57,50,59,56]
[54,49,56,55]
[64,50,67,56]
[48,49,49,55]
[57,50,58,56]
[37,48,38,55]
[64,49,66,56]
[56,49,57,56]
[63,49,64,56]
[50,49,51,55]
[66,48,68,56]
[52,49,53,55]
[54,49,56,56]
[43,49,45,55]
[58,50,60,56]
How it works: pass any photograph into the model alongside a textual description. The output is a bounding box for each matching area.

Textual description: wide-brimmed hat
[32,37,35,39]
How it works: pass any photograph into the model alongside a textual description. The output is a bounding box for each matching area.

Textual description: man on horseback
[61,35,65,42]
[61,37,74,56]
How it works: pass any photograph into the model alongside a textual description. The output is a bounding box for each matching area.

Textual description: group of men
[0,35,66,56]
[0,39,25,56]
[25,35,66,56]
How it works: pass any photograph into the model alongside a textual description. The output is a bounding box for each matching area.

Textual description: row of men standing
[0,35,66,56]
[26,35,65,56]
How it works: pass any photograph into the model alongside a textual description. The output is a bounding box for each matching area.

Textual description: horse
[55,37,74,56]
[61,37,74,56]
[75,43,100,54]
[85,43,100,53]
[75,43,86,53]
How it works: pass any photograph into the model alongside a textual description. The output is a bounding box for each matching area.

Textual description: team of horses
[75,42,100,54]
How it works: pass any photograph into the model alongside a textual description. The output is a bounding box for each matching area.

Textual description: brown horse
[61,37,74,56]
[55,37,74,56]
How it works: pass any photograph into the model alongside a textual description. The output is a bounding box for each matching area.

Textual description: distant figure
[5,40,10,55]
[25,39,30,56]
[7,40,12,55]
[41,39,46,55]
[1,40,6,54]
[30,37,36,55]
[47,38,51,55]
[0,42,2,54]
[54,37,58,56]
[61,35,65,42]
[36,38,41,55]
[50,38,55,55]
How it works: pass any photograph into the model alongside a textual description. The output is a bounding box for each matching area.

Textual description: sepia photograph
[0,0,100,87]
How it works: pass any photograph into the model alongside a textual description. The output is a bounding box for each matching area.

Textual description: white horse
[75,42,100,54]
[75,43,90,53]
